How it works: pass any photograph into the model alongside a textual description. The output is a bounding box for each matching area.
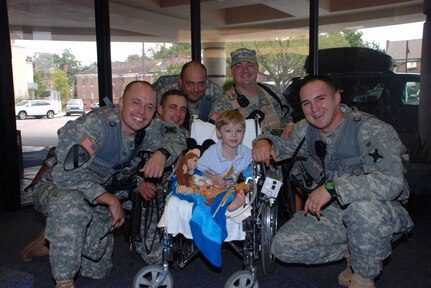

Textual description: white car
[15,100,56,120]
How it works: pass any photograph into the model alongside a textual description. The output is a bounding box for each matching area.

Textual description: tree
[51,69,70,102]
[32,52,55,73]
[226,30,382,94]
[126,54,141,62]
[53,49,83,97]
[227,37,309,94]
[147,43,191,59]
[28,69,48,99]
[154,64,183,79]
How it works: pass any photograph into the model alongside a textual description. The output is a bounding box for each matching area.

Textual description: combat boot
[338,266,354,287]
[20,229,49,262]
[55,280,75,288]
[348,273,375,288]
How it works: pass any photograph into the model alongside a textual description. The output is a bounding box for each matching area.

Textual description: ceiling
[7,0,426,43]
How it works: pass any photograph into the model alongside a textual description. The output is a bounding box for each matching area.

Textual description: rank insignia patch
[80,136,97,156]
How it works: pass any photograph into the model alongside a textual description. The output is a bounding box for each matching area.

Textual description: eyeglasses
[185,81,207,90]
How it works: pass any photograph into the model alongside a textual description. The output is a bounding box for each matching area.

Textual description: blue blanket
[171,169,233,267]
[171,164,253,267]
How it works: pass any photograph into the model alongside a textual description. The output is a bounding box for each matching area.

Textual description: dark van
[284,47,420,156]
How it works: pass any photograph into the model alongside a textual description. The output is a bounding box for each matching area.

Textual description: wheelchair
[132,118,283,288]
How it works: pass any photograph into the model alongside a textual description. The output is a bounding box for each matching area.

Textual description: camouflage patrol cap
[230,48,257,66]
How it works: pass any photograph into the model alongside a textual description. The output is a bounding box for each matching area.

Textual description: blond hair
[215,110,245,130]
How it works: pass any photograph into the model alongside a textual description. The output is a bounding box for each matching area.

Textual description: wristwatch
[325,180,338,199]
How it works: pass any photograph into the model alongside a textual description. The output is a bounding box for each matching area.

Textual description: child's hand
[223,177,235,187]
[211,175,226,188]
[227,190,246,212]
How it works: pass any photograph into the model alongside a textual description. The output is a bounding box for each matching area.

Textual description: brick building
[386,39,422,73]
[76,57,188,110]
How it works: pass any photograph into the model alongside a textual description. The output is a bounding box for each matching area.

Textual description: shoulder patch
[80,136,97,156]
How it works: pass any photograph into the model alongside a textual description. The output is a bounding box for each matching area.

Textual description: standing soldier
[211,48,292,135]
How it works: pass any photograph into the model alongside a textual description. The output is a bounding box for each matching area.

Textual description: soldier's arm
[51,113,107,203]
[277,92,293,126]
[335,119,406,205]
[139,118,186,178]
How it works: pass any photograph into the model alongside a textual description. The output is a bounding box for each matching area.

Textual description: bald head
[179,61,208,103]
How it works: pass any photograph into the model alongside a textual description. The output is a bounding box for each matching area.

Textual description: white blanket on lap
[158,195,246,241]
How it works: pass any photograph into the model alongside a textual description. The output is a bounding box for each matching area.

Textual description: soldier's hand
[138,181,158,201]
[95,192,125,228]
[304,185,332,219]
[140,151,166,178]
[209,112,220,122]
[252,139,278,166]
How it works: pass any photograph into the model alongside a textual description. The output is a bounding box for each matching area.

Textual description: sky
[14,21,425,66]
[359,21,424,49]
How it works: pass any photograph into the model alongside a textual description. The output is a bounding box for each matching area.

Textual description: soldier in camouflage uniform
[252,75,413,288]
[210,48,292,135]
[32,81,186,288]
[153,61,222,124]
[134,89,189,264]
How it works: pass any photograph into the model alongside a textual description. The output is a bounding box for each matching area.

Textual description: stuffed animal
[176,148,201,194]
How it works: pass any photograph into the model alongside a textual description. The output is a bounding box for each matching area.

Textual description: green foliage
[127,54,142,62]
[147,43,191,59]
[51,69,70,101]
[226,30,382,94]
[154,64,183,79]
[29,49,87,98]
[31,52,55,73]
[226,37,308,94]
[28,69,48,99]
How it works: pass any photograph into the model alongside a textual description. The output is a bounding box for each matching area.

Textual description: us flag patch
[80,136,97,156]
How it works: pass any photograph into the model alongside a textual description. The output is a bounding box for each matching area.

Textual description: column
[202,42,226,88]
[418,0,431,162]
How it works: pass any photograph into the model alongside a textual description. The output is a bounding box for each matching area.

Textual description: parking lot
[16,114,81,148]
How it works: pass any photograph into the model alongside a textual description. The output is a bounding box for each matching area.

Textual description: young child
[197,109,253,211]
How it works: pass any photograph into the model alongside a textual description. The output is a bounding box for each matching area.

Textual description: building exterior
[76,57,188,110]
[11,44,34,101]
[386,39,422,73]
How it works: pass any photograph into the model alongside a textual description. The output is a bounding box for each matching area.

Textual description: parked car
[283,47,420,155]
[65,98,85,116]
[15,99,56,120]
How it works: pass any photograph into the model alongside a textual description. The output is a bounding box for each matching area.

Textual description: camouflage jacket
[154,75,222,121]
[211,84,292,134]
[255,104,409,205]
[49,106,186,203]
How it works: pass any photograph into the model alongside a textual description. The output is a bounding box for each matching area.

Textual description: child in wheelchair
[169,110,253,267]
[196,109,253,212]
[133,110,281,287]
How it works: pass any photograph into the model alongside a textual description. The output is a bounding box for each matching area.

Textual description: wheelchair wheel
[260,204,277,276]
[132,265,173,288]
[224,270,259,288]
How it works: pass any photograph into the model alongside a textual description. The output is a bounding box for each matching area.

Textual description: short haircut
[215,109,246,130]
[122,80,155,98]
[180,61,207,78]
[299,74,337,93]
[159,89,187,106]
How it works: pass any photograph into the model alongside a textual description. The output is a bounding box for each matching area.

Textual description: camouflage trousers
[271,200,413,278]
[33,182,115,281]
[135,191,165,265]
